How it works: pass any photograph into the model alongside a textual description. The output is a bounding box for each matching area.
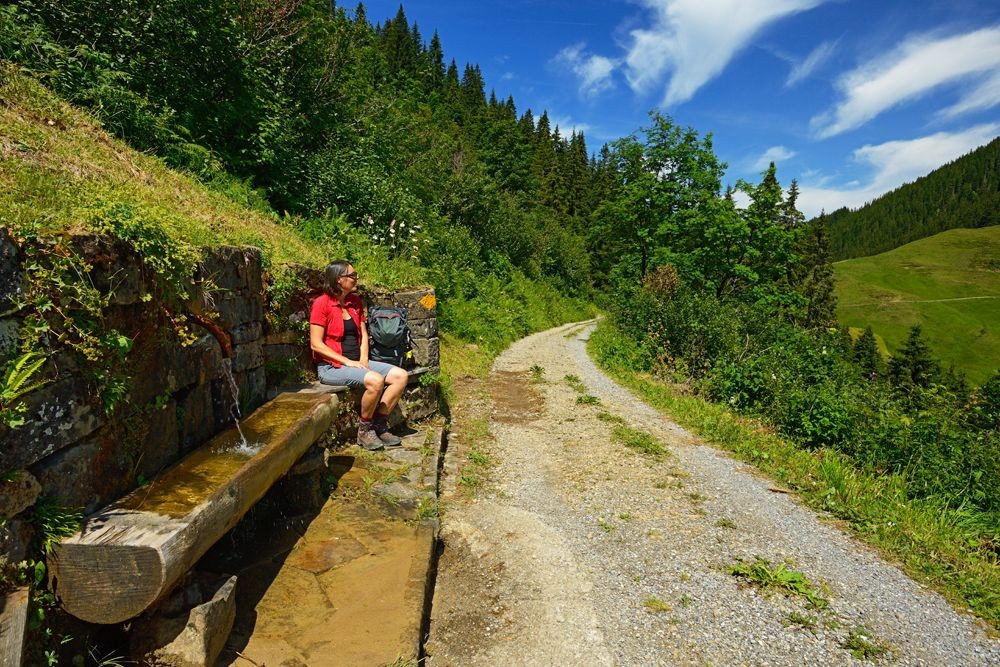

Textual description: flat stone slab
[216,426,444,665]
[217,497,437,666]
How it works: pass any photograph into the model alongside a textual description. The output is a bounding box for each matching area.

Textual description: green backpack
[368,305,410,366]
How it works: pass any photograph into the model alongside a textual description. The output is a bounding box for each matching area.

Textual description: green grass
[833,226,1000,384]
[643,596,672,613]
[588,320,1000,634]
[611,425,667,456]
[0,67,423,290]
[728,557,829,610]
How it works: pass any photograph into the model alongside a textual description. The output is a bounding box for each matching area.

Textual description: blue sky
[361,1,1000,218]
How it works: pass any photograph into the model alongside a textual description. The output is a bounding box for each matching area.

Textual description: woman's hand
[359,357,370,369]
[342,359,366,369]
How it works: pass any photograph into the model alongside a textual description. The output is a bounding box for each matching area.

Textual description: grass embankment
[0,66,420,288]
[833,226,1000,385]
[588,320,1000,634]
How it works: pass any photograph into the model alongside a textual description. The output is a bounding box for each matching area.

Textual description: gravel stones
[428,321,1000,666]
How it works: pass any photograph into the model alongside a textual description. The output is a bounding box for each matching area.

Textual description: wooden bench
[49,392,335,624]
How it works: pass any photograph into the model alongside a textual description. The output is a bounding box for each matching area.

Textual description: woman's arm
[310,324,363,368]
[359,320,370,368]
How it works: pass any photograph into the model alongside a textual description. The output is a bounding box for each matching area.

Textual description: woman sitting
[309,260,409,451]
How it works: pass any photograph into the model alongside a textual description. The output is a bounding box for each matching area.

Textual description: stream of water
[221,357,257,454]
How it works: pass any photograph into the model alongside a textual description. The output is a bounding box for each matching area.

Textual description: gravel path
[426,321,1000,666]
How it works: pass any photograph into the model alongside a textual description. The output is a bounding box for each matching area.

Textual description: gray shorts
[317,360,399,388]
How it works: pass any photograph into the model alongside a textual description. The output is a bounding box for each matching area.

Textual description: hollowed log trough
[49,392,335,625]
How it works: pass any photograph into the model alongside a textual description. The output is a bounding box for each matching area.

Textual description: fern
[1,351,50,428]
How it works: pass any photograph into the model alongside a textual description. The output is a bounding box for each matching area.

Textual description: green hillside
[833,226,1000,384]
[823,137,1000,260]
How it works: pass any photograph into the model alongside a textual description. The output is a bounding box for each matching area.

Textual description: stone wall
[0,232,440,566]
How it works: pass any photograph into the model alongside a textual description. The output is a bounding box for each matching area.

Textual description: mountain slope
[824,137,999,260]
[833,226,1000,384]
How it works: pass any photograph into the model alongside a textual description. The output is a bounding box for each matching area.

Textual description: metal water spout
[186,312,233,358]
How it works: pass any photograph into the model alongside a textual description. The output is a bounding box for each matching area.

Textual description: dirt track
[425,321,999,666]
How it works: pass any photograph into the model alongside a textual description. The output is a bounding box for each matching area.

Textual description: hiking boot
[357,422,385,451]
[373,415,402,447]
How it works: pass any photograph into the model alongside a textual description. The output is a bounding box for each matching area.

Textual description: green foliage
[728,557,828,609]
[0,351,49,427]
[841,626,892,661]
[612,425,667,456]
[31,496,82,555]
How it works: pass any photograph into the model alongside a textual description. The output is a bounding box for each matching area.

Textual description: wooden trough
[49,392,336,625]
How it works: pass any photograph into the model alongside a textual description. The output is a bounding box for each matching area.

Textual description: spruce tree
[853,326,882,379]
[888,325,939,389]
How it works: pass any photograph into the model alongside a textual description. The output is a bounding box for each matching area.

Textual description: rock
[138,401,181,480]
[401,383,439,423]
[0,319,19,357]
[409,316,439,339]
[29,426,129,515]
[176,382,215,453]
[69,234,147,306]
[229,321,262,345]
[131,573,238,667]
[411,337,440,370]
[231,340,264,373]
[0,471,41,519]
[0,517,34,563]
[290,446,325,475]
[0,227,23,310]
[0,376,105,472]
[394,288,437,320]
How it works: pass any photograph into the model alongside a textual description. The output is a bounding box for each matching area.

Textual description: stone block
[0,377,105,472]
[275,467,326,514]
[231,340,264,373]
[400,383,439,424]
[131,573,238,667]
[168,334,226,392]
[198,246,262,292]
[0,517,34,563]
[409,316,438,339]
[29,427,129,515]
[139,401,180,479]
[393,287,437,320]
[213,293,264,331]
[411,337,440,369]
[176,382,215,453]
[0,318,19,357]
[69,234,148,305]
[0,227,23,311]
[0,471,41,520]
[210,367,266,431]
[230,321,262,345]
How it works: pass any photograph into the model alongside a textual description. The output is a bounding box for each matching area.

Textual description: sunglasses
[340,271,359,280]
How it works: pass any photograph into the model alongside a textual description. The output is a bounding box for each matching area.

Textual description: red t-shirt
[309,293,365,367]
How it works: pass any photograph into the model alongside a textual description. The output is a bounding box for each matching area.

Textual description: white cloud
[553,43,617,98]
[798,123,1000,218]
[785,40,837,87]
[751,145,797,171]
[623,0,827,105]
[937,70,1000,119]
[812,26,1000,139]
